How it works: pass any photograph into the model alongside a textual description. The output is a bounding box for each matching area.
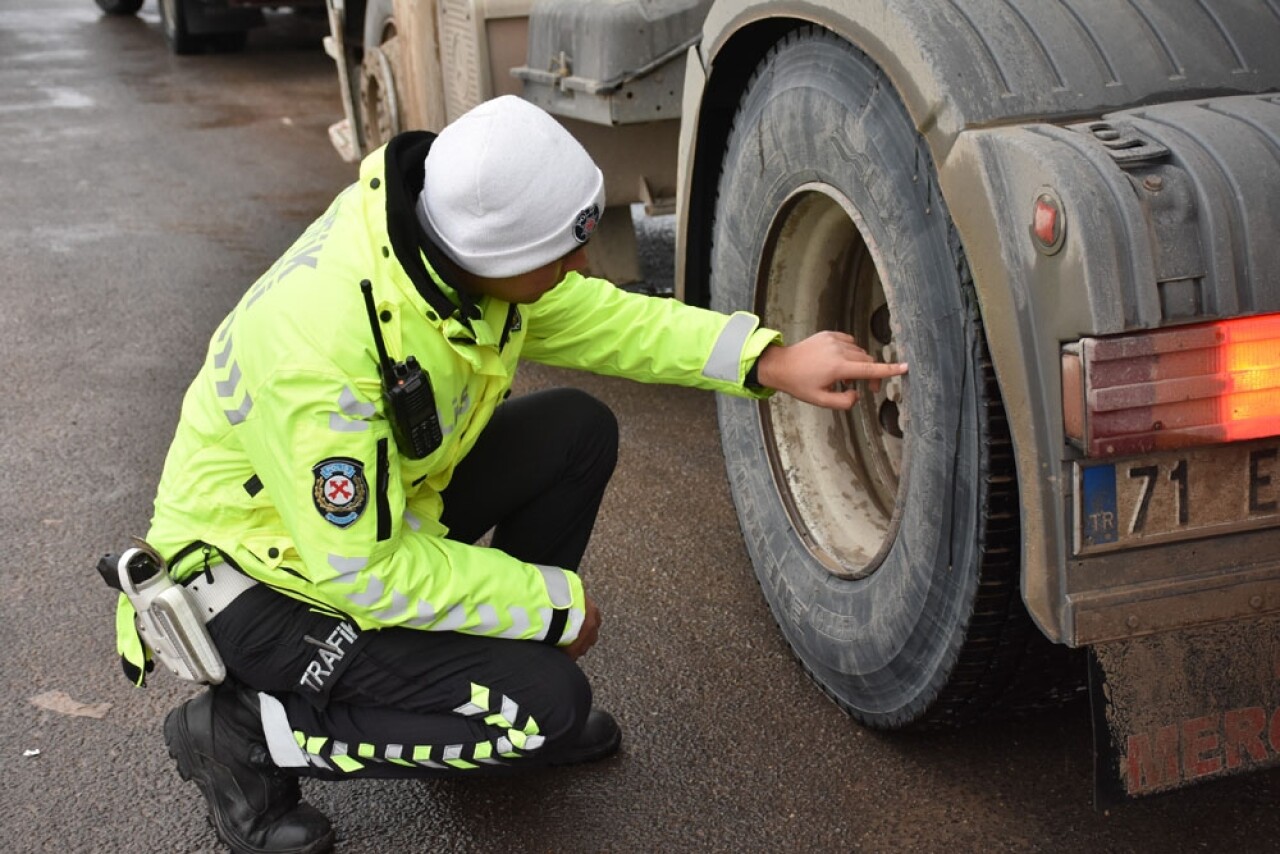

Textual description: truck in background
[323,0,1280,804]
[96,0,325,55]
[321,0,712,285]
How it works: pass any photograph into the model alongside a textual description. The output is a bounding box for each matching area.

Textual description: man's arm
[524,272,906,405]
[522,272,780,395]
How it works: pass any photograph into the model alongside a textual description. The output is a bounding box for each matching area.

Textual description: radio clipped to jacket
[361,280,443,459]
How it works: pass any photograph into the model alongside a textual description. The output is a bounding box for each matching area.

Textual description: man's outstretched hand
[755,331,908,410]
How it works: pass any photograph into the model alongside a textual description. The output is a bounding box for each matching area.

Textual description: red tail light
[1063,314,1280,457]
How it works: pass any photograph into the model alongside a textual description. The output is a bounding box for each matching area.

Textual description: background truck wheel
[710,27,1084,729]
[205,29,249,53]
[95,0,145,14]
[158,0,200,55]
[359,0,401,151]
[158,0,254,55]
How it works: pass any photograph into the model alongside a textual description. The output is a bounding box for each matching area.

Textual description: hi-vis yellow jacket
[115,132,780,682]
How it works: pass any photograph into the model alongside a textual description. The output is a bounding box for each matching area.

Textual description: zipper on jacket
[498,304,520,351]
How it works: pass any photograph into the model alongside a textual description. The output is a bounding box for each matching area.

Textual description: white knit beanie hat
[416,95,606,278]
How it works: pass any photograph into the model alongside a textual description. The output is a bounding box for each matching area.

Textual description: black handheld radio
[360,280,443,459]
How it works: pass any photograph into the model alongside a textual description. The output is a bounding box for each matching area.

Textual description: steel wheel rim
[360,38,400,149]
[755,184,907,579]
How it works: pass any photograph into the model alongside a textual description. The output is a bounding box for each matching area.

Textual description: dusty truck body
[321,0,701,286]
[323,0,1280,800]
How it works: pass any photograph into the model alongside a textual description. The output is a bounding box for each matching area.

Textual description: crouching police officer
[110,95,907,853]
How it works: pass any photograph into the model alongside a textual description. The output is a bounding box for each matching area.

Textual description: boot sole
[164,707,335,854]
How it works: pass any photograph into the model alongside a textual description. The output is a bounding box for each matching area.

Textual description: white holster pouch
[118,544,227,685]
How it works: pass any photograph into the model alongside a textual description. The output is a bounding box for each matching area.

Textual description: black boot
[547,708,622,766]
[164,687,335,854]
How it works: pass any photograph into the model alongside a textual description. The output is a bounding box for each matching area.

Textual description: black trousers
[205,387,619,778]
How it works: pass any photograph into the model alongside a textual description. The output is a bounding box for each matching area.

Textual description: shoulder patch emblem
[312,457,368,528]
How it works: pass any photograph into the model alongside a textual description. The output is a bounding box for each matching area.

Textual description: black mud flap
[1090,615,1280,808]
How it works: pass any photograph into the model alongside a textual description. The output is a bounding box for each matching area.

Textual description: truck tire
[95,0,145,15]
[710,28,1083,729]
[359,0,401,150]
[158,0,200,55]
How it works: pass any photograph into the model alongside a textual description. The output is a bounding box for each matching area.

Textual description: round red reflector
[1030,190,1065,255]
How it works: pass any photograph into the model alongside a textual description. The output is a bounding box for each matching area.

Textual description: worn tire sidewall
[711,32,983,724]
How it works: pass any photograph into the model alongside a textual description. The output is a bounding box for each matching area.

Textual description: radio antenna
[360,279,396,387]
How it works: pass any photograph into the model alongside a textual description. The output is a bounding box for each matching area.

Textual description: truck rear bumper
[1068,530,1280,645]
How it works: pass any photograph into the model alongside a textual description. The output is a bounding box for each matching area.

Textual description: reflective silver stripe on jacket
[224,393,253,425]
[403,600,436,628]
[346,574,384,607]
[215,362,242,398]
[213,334,234,369]
[496,606,531,639]
[371,590,409,622]
[563,607,585,644]
[213,341,254,425]
[474,604,501,634]
[327,554,367,585]
[435,604,468,631]
[327,556,569,639]
[536,565,573,608]
[329,414,366,433]
[330,386,375,432]
[701,312,757,382]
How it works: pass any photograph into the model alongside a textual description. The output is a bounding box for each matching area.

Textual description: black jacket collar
[383,132,479,332]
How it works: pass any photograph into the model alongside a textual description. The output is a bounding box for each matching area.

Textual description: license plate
[1076,439,1280,554]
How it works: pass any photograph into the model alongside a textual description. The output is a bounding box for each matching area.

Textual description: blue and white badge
[311,457,368,528]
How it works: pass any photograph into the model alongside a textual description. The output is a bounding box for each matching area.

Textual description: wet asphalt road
[3,2,1280,852]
